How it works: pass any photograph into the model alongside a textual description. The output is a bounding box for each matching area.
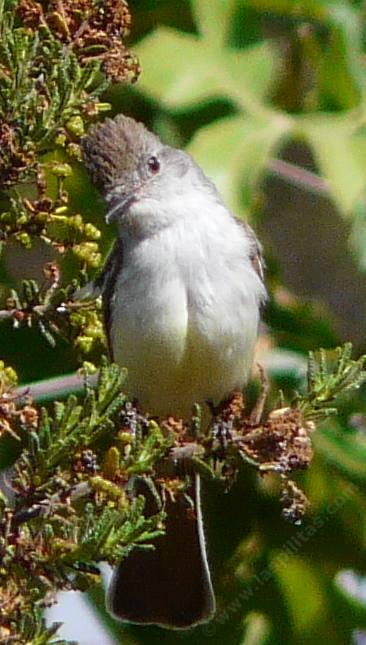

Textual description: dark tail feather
[106,474,215,629]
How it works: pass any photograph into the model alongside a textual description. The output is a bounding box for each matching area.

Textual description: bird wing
[94,238,124,359]
[235,217,265,283]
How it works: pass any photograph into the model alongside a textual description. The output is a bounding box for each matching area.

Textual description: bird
[81,114,266,630]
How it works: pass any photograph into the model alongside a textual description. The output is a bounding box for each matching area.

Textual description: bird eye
[147,155,160,174]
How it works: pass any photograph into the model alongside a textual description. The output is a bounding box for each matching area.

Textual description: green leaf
[187,114,291,213]
[222,43,278,107]
[244,0,350,23]
[300,115,366,214]
[318,24,362,110]
[136,28,219,110]
[271,555,337,641]
[349,194,366,272]
[315,423,366,487]
[297,344,366,421]
[191,0,237,49]
[135,27,275,113]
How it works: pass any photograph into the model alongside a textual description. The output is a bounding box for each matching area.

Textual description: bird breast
[110,217,263,417]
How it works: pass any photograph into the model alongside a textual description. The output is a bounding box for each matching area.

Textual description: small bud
[2,365,18,388]
[16,215,28,226]
[66,115,85,138]
[34,211,49,224]
[90,475,125,501]
[55,133,67,147]
[95,102,112,112]
[84,223,101,240]
[67,214,83,229]
[50,162,72,178]
[67,143,82,160]
[48,10,70,37]
[73,243,101,268]
[102,446,121,480]
[75,335,94,353]
[118,431,133,445]
[80,361,98,375]
[14,232,31,248]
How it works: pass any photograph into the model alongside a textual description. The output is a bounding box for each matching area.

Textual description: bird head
[82,115,195,229]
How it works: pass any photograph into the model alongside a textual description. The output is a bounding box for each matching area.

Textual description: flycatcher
[82,115,266,629]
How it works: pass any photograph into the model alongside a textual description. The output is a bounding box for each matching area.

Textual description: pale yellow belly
[112,321,256,418]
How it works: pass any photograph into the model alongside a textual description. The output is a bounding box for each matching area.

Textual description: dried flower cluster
[239,404,313,523]
[17,0,140,83]
[0,0,139,286]
[136,388,315,524]
[206,390,313,523]
[240,406,314,473]
[0,123,36,188]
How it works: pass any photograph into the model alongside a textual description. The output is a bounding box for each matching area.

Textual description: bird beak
[105,194,134,224]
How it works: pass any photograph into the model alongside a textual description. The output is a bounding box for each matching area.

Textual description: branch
[0,263,106,355]
[268,158,330,196]
[0,343,365,642]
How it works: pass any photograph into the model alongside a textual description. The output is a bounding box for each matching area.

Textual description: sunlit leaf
[349,195,366,272]
[191,0,237,48]
[244,0,349,23]
[272,555,338,641]
[299,116,366,214]
[187,114,290,213]
[314,423,366,486]
[135,27,275,112]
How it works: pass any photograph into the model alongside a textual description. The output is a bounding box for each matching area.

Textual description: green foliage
[0,0,138,187]
[0,4,99,182]
[1,262,106,355]
[1,342,365,643]
[0,360,172,643]
[28,358,126,473]
[1,1,366,644]
[299,343,366,420]
[6,613,71,645]
[0,0,140,361]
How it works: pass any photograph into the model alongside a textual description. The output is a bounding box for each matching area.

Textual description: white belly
[110,231,261,418]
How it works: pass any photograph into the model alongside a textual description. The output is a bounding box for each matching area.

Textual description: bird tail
[106,473,215,630]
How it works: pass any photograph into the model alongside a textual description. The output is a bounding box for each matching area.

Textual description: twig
[15,372,98,402]
[0,310,15,320]
[12,482,92,526]
[249,365,269,425]
[268,158,330,196]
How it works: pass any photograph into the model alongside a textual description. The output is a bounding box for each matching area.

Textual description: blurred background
[3,0,366,643]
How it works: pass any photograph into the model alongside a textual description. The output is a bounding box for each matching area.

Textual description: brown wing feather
[235,217,265,282]
[95,238,124,360]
